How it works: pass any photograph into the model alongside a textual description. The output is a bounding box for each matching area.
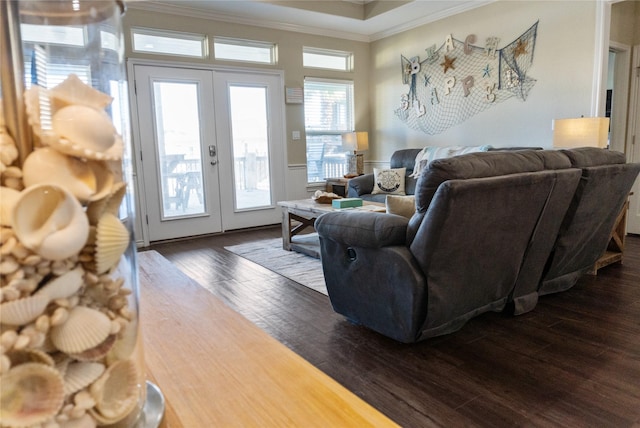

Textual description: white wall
[369,1,600,161]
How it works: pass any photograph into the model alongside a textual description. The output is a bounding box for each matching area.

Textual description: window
[303,47,353,71]
[304,78,354,183]
[214,37,276,64]
[132,27,207,58]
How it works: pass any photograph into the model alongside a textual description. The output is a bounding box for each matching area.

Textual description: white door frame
[127,59,287,247]
[608,41,631,153]
[625,45,640,234]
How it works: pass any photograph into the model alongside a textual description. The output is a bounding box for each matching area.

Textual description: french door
[131,64,286,242]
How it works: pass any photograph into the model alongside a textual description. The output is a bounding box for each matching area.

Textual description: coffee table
[278,198,385,258]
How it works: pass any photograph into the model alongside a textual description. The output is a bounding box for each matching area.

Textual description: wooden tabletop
[138,250,398,427]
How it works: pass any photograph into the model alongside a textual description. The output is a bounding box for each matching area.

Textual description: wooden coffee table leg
[281,209,317,251]
[281,209,293,251]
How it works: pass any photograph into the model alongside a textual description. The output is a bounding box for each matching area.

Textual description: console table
[138,250,397,427]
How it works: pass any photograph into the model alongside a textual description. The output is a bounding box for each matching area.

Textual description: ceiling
[127,0,494,42]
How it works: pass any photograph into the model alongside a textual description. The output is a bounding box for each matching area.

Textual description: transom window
[131,27,208,58]
[304,78,354,183]
[303,47,353,71]
[214,37,276,64]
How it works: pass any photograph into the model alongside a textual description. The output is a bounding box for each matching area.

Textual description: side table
[326,177,351,197]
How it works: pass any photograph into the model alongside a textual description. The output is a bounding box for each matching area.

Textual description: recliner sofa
[316,148,640,343]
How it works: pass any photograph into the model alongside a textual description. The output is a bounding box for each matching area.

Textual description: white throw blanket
[409,145,493,178]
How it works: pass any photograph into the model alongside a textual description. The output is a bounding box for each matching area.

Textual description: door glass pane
[229,85,272,209]
[153,81,205,218]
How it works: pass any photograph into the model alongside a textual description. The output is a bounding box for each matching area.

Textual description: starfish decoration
[424,75,431,86]
[482,64,491,78]
[440,55,456,73]
[514,39,528,58]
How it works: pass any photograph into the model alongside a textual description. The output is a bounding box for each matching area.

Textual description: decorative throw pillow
[385,195,415,219]
[372,167,406,195]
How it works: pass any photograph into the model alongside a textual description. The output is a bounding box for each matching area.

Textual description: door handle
[209,145,217,165]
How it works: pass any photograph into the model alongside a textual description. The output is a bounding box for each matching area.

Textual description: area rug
[224,237,327,296]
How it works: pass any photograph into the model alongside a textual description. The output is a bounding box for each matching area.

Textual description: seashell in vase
[49,74,113,111]
[22,148,114,203]
[0,362,65,427]
[11,184,90,261]
[5,348,55,368]
[89,359,141,425]
[50,306,112,355]
[35,266,84,301]
[63,361,106,396]
[0,293,49,326]
[50,105,123,161]
[95,213,130,275]
[86,181,127,225]
[0,186,20,226]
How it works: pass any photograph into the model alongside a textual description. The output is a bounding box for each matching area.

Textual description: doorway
[130,64,286,243]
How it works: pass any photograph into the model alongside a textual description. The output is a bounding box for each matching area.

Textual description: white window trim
[131,27,208,58]
[303,47,353,72]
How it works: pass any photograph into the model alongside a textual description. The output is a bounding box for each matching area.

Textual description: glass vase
[0,1,161,427]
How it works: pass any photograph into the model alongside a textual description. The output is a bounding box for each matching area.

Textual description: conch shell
[22,148,114,203]
[49,74,113,111]
[11,184,89,261]
[0,362,65,427]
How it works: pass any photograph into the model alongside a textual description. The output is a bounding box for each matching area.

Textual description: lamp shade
[342,131,369,153]
[552,117,610,148]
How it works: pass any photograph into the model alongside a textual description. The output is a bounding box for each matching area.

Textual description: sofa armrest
[347,173,374,197]
[315,211,408,248]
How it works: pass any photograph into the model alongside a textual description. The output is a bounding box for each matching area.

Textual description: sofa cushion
[406,150,572,244]
[561,147,626,167]
[385,195,416,219]
[409,145,493,178]
[414,149,571,212]
[372,167,406,195]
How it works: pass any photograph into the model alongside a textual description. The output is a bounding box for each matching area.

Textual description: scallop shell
[0,294,49,326]
[23,148,100,203]
[49,74,113,111]
[95,213,129,275]
[11,184,90,261]
[70,334,116,362]
[6,348,55,367]
[86,181,126,225]
[35,266,84,301]
[89,359,141,424]
[50,306,112,354]
[0,186,20,226]
[63,361,105,396]
[0,362,65,427]
[50,105,123,161]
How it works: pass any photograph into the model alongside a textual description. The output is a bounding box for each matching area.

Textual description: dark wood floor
[149,228,640,427]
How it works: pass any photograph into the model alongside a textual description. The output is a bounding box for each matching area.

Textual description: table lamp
[552,117,610,148]
[342,131,368,176]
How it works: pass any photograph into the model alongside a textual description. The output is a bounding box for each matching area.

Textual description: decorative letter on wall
[395,21,538,135]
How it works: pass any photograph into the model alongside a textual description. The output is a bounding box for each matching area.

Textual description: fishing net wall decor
[395,21,538,135]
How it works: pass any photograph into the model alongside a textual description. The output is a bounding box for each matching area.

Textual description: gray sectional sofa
[315,148,640,343]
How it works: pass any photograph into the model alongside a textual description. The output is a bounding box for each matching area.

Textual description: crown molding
[369,1,494,42]
[127,1,495,43]
[126,2,371,42]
